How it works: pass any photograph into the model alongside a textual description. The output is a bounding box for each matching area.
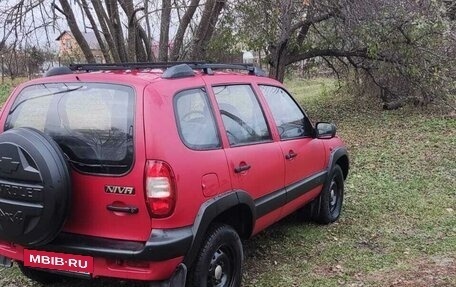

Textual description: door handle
[285,151,298,160]
[234,163,251,173]
[107,204,139,214]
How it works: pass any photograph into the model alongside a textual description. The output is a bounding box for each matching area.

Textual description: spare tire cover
[0,127,71,246]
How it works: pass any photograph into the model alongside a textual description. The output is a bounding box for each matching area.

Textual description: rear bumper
[40,226,193,261]
[0,226,193,281]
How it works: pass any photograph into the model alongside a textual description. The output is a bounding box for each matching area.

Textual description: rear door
[4,82,152,241]
[259,85,326,215]
[142,79,232,230]
[209,83,285,232]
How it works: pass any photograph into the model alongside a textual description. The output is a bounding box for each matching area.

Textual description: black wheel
[189,224,243,287]
[18,263,73,284]
[315,165,344,224]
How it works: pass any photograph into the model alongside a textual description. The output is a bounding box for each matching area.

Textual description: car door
[209,83,285,234]
[259,85,326,217]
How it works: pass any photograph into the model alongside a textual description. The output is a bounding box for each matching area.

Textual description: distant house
[56,31,104,64]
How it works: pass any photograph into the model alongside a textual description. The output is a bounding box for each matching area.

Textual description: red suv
[0,63,348,286]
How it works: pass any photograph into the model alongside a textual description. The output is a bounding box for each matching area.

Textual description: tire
[315,165,344,224]
[18,263,73,284]
[189,224,243,287]
[0,127,71,246]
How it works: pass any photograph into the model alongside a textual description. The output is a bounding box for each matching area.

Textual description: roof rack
[62,62,267,78]
[195,63,267,77]
[68,61,206,72]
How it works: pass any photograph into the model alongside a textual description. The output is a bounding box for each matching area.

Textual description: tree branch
[170,0,200,61]
[285,48,402,66]
[291,11,336,33]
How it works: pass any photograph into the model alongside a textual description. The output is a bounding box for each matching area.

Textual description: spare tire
[0,127,71,246]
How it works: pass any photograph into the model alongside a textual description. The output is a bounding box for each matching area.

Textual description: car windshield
[5,83,135,175]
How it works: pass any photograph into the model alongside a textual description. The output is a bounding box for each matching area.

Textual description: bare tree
[78,0,111,63]
[88,0,121,62]
[189,0,227,60]
[158,0,172,61]
[170,0,200,60]
[118,0,151,61]
[0,0,57,55]
[58,0,96,63]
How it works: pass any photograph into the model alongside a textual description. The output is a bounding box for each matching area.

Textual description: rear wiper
[8,86,83,115]
[67,158,128,168]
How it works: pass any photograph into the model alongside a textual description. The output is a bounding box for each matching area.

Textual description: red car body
[0,64,348,285]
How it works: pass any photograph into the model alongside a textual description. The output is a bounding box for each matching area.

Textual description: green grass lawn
[243,78,456,287]
[0,78,455,287]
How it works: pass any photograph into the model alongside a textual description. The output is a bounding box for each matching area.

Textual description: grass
[1,78,455,286]
[0,83,12,104]
[0,77,28,105]
[242,78,456,287]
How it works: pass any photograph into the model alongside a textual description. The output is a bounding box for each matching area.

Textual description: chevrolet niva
[0,62,348,287]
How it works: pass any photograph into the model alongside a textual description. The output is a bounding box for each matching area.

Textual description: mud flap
[0,256,13,268]
[149,263,187,287]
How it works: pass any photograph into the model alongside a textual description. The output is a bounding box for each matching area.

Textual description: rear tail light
[145,160,176,218]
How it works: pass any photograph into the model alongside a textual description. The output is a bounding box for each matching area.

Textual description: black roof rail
[66,62,268,78]
[69,61,206,72]
[194,63,267,77]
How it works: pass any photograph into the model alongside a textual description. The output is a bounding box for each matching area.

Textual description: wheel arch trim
[184,190,255,266]
[328,147,349,176]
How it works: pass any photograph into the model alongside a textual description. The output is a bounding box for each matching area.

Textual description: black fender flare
[328,147,349,175]
[183,190,255,266]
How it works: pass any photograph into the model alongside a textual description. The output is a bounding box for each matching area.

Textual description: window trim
[173,87,222,151]
[259,84,315,141]
[5,82,137,177]
[212,83,274,148]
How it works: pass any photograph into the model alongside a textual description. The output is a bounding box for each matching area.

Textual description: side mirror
[316,122,336,139]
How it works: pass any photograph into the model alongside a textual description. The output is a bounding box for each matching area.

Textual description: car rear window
[5,83,135,175]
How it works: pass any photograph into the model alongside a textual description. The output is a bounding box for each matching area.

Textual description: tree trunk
[121,0,136,61]
[139,0,155,62]
[135,35,147,62]
[138,25,153,61]
[268,40,289,82]
[267,0,293,82]
[158,0,172,62]
[118,0,151,61]
[80,0,111,63]
[90,0,121,63]
[170,0,200,61]
[106,0,127,62]
[268,55,287,82]
[189,0,226,60]
[59,0,95,63]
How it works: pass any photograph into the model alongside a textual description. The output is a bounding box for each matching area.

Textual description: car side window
[213,85,271,146]
[260,85,312,139]
[175,88,221,150]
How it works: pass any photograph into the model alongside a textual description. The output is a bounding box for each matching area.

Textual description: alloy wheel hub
[330,189,337,206]
[214,265,223,280]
